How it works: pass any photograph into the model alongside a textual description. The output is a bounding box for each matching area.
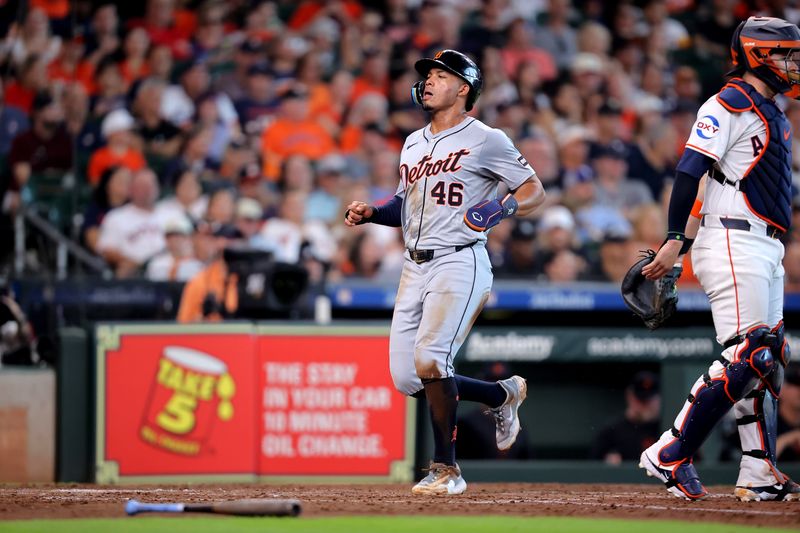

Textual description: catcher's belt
[700,215,783,239]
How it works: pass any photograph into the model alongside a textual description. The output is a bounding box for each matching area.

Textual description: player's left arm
[463,175,545,232]
[464,130,546,232]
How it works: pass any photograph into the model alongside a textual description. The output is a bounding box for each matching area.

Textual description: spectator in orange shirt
[87,109,146,185]
[177,224,243,323]
[260,84,336,179]
[119,27,151,87]
[4,55,49,114]
[349,49,390,105]
[501,18,557,83]
[47,35,95,95]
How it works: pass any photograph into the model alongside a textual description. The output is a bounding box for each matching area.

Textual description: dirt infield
[1,484,799,528]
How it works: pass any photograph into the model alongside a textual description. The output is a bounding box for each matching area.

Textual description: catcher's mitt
[620,250,682,330]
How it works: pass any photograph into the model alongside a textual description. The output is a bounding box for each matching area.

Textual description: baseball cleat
[735,477,800,502]
[489,375,527,451]
[639,450,708,501]
[411,462,467,495]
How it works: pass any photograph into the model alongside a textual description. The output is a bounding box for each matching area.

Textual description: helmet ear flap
[411,80,425,106]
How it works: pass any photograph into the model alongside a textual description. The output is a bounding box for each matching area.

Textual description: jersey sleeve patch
[716,85,753,113]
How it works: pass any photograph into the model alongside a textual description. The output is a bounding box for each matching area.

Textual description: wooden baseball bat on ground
[125,498,302,517]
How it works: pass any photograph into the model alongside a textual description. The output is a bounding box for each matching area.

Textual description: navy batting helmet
[730,16,800,98]
[412,49,483,111]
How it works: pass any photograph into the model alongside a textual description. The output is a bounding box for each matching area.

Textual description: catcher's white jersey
[397,118,534,250]
[686,96,770,225]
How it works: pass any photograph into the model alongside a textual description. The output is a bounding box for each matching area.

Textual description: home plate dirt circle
[1,484,799,528]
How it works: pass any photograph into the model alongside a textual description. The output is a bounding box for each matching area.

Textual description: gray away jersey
[397,117,535,250]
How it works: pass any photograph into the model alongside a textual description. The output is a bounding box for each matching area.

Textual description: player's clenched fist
[463,194,518,232]
[344,201,374,226]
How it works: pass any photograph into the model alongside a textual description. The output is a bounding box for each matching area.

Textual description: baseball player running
[345,49,545,495]
[641,17,799,501]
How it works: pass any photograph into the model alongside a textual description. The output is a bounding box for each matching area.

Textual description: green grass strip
[0,515,796,533]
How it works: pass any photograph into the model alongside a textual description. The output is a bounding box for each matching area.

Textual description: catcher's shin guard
[657,326,775,466]
[736,322,792,489]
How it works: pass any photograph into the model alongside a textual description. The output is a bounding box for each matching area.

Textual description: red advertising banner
[99,328,257,478]
[96,324,413,482]
[258,334,410,477]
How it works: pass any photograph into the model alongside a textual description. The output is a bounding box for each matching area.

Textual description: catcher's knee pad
[765,321,791,398]
[658,326,775,465]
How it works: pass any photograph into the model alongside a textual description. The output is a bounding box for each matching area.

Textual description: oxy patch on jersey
[695,115,720,139]
[399,149,470,188]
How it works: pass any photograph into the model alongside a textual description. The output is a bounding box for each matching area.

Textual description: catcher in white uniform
[641,17,799,501]
[345,50,546,495]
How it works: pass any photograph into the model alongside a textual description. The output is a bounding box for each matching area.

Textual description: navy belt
[701,215,783,239]
[409,240,478,264]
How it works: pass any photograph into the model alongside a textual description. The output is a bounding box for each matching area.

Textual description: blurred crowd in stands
[1,0,800,289]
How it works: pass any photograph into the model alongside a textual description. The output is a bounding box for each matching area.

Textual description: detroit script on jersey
[397,118,534,250]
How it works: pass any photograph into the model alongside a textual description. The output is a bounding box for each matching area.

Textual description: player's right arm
[344,195,403,227]
[643,98,731,280]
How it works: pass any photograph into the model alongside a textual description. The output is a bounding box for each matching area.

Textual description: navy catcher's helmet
[412,49,483,111]
[730,16,800,98]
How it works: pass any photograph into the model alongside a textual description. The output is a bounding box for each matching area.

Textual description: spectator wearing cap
[306,154,345,224]
[96,168,166,277]
[215,39,264,102]
[235,197,278,253]
[260,84,336,180]
[146,216,203,281]
[588,99,632,160]
[590,371,661,464]
[234,63,278,136]
[533,0,578,72]
[236,161,274,212]
[81,166,132,253]
[156,169,207,225]
[6,93,72,213]
[591,142,652,215]
[133,78,183,162]
[569,51,606,103]
[536,205,588,267]
[494,218,541,277]
[87,108,146,185]
[368,150,401,206]
[543,249,587,282]
[556,125,593,192]
[176,222,244,323]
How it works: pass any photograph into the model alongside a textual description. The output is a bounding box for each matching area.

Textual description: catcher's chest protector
[716,79,792,230]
